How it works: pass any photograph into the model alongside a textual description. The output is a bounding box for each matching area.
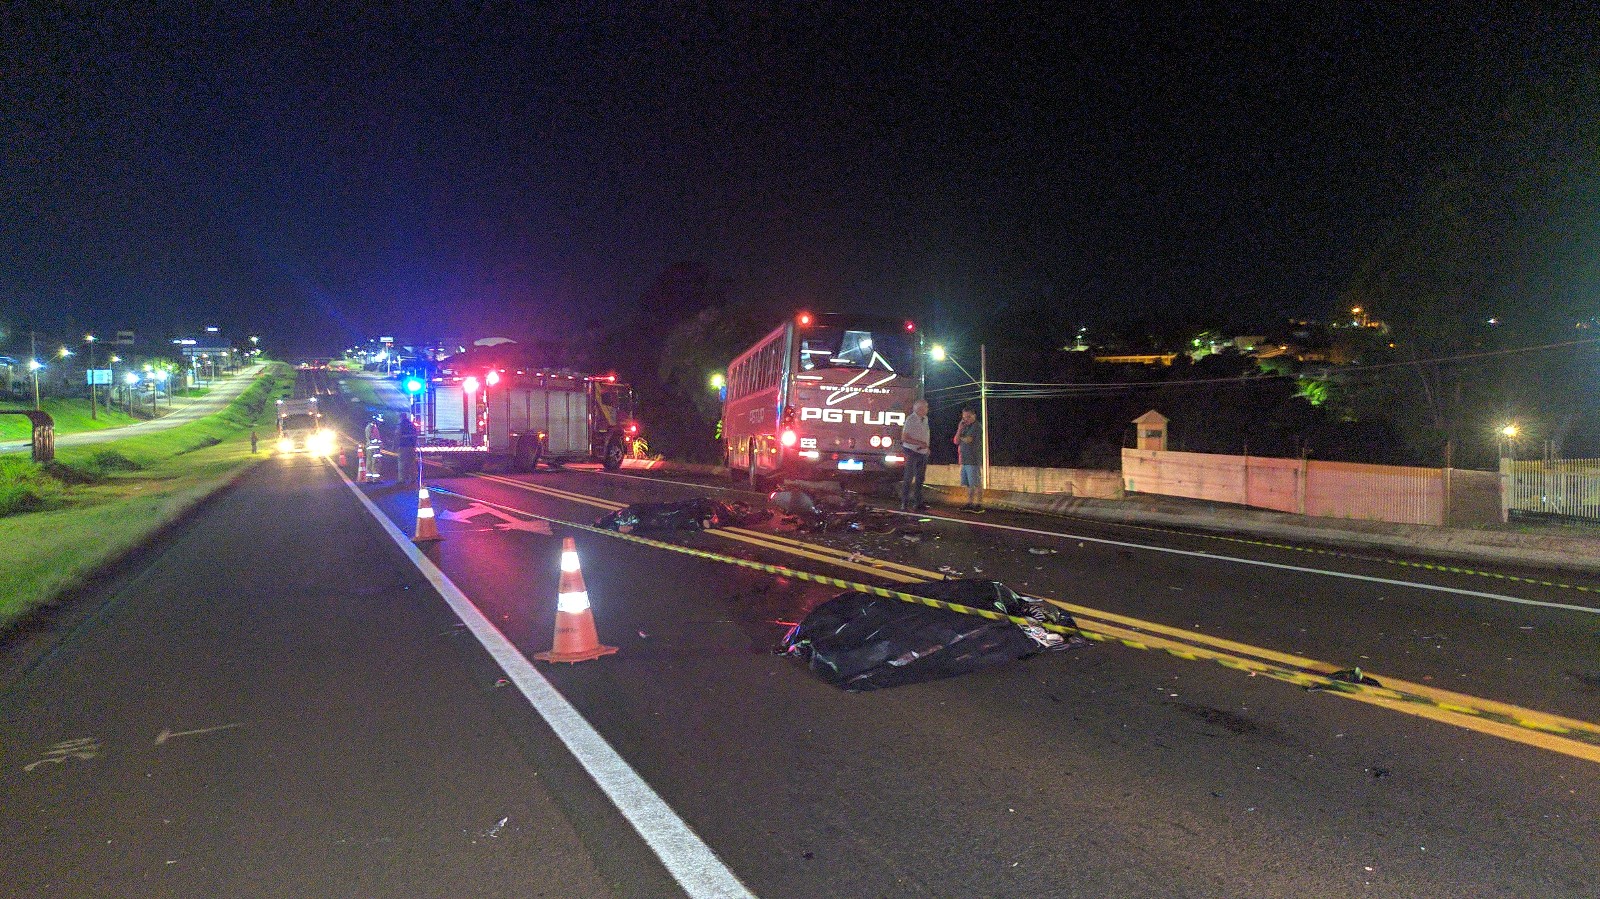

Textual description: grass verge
[0,364,291,630]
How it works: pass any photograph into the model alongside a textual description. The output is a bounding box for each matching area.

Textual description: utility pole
[979,343,989,491]
[85,334,97,419]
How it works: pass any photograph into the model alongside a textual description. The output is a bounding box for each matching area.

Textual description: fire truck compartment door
[543,389,589,456]
[433,384,467,437]
[503,387,588,456]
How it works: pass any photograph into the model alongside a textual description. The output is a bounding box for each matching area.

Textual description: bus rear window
[798,326,915,374]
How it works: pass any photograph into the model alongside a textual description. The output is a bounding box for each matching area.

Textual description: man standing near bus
[955,406,984,512]
[898,398,930,512]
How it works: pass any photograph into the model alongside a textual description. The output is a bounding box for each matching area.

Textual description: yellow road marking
[475,473,924,583]
[451,472,1600,762]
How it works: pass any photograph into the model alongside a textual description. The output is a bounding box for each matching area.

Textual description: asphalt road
[0,365,268,454]
[4,455,1598,897]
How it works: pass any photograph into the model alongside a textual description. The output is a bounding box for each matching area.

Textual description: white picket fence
[1503,458,1600,521]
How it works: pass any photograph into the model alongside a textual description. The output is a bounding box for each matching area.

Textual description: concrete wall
[926,464,1123,499]
[1120,448,1504,527]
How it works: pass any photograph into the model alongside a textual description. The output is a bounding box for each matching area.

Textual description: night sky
[3,3,1594,356]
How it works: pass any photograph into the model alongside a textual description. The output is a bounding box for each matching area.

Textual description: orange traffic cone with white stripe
[535,537,618,664]
[356,447,368,482]
[413,485,442,543]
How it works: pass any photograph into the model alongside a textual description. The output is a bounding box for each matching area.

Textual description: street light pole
[930,342,991,491]
[85,335,97,419]
[979,343,989,491]
[29,331,39,411]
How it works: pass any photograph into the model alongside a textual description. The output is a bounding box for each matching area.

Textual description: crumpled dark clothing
[769,489,896,533]
[780,579,1084,691]
[597,498,770,534]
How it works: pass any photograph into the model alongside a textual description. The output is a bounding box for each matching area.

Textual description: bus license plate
[837,459,864,471]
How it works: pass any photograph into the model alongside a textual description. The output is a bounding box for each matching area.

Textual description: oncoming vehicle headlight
[276,437,294,454]
[310,431,336,456]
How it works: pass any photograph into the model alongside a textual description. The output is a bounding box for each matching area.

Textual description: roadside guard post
[535,537,618,663]
[413,485,442,543]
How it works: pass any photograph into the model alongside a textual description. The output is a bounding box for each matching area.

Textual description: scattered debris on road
[769,489,898,533]
[780,579,1087,690]
[597,498,770,533]
[1306,667,1383,691]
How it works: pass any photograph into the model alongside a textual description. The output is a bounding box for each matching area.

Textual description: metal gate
[1504,458,1600,521]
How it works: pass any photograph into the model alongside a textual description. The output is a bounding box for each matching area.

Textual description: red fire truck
[414,348,640,472]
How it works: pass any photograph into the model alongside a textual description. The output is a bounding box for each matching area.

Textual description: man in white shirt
[898,398,931,511]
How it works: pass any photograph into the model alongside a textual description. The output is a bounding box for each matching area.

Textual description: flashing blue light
[403,377,424,394]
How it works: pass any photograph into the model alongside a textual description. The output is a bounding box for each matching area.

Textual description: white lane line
[338,472,757,899]
[594,470,1600,616]
[884,509,1600,615]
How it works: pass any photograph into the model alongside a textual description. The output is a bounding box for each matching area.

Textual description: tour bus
[722,312,923,487]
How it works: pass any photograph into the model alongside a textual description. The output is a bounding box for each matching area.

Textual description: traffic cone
[535,537,617,664]
[356,447,368,482]
[413,485,442,543]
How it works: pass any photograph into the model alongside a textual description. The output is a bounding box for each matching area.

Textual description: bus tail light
[780,429,798,447]
[869,435,883,448]
[885,454,906,464]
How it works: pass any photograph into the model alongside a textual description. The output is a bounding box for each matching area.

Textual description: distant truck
[415,368,640,472]
[276,397,333,455]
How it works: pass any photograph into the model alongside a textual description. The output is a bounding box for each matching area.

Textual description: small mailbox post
[1133,410,1168,452]
[1,410,55,462]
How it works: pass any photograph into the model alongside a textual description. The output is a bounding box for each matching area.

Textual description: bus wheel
[603,440,624,471]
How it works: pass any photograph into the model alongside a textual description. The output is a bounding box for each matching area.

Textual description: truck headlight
[276,437,294,453]
[310,431,336,456]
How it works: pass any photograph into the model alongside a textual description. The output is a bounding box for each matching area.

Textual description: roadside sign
[86,369,112,386]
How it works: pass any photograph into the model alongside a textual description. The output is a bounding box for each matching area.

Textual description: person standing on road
[898,398,931,512]
[954,406,984,512]
[396,412,419,485]
[250,429,258,454]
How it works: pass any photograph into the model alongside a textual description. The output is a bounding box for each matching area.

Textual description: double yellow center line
[461,472,1600,765]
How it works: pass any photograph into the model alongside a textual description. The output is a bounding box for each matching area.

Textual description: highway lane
[0,457,638,898]
[360,465,1597,896]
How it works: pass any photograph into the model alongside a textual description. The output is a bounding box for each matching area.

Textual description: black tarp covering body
[597,498,769,533]
[781,580,1081,691]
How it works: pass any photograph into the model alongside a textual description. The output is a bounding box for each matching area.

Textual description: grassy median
[0,363,290,630]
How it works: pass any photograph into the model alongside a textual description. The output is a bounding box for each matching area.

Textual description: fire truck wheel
[603,440,624,471]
